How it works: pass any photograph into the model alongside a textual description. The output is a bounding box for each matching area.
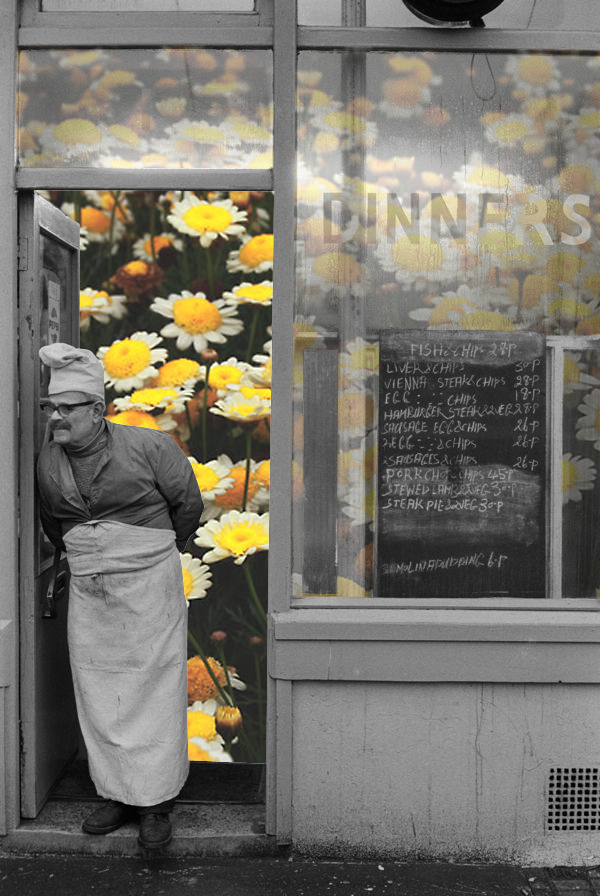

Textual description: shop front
[2,0,600,864]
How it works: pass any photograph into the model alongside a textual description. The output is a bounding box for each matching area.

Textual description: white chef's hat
[39,343,105,400]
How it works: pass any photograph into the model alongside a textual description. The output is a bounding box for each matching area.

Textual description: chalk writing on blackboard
[376,331,546,598]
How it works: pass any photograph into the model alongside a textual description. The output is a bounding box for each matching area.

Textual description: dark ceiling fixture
[402,0,505,27]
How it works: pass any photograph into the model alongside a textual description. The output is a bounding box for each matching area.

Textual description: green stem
[205,245,214,297]
[216,643,235,704]
[243,427,252,511]
[187,629,233,706]
[201,363,212,464]
[242,561,267,633]
[245,306,260,362]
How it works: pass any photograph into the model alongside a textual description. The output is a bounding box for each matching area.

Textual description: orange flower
[111,260,164,300]
[187,656,227,704]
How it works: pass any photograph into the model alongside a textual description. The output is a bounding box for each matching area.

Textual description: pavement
[2,855,600,896]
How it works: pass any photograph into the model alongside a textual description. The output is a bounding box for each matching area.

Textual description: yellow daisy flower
[153,358,204,389]
[151,291,244,353]
[180,552,212,605]
[80,288,127,330]
[221,280,273,307]
[97,331,167,392]
[112,385,194,413]
[210,393,271,423]
[188,455,235,504]
[195,509,269,565]
[226,234,274,274]
[104,409,163,429]
[132,232,184,262]
[167,195,247,247]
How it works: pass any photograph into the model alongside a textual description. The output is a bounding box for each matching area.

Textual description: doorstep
[0,800,280,857]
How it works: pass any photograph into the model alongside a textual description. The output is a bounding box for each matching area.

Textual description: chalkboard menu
[376,331,546,598]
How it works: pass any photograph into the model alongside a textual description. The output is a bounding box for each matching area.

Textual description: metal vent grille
[547,768,600,832]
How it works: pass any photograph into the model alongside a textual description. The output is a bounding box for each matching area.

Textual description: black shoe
[138,812,172,849]
[82,800,135,835]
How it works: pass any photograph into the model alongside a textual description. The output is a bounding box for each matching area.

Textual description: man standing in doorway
[36,343,204,850]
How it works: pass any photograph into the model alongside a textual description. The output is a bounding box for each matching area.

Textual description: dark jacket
[37,420,204,552]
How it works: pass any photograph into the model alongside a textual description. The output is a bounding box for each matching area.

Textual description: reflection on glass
[17,48,273,169]
[294,51,600,599]
[563,349,600,598]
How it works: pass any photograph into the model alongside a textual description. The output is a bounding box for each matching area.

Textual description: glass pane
[563,348,600,598]
[17,48,273,169]
[294,50,600,599]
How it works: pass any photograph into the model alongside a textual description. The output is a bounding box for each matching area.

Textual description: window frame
[16,2,600,622]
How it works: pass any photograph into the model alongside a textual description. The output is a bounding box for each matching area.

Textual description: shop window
[294,50,600,600]
[17,48,273,170]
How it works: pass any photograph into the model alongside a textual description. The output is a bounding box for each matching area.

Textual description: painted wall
[291,680,600,865]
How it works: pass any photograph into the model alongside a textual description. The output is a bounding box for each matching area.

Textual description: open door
[18,191,81,817]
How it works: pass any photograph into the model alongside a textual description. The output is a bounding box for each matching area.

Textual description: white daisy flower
[210,393,271,424]
[133,232,184,262]
[167,195,247,247]
[151,291,244,353]
[221,280,273,307]
[188,454,235,504]
[339,338,379,385]
[180,552,212,605]
[505,54,561,96]
[195,509,269,565]
[226,234,274,274]
[562,453,597,504]
[97,331,167,392]
[112,385,194,414]
[376,233,466,288]
[563,353,600,394]
[205,358,252,397]
[576,389,600,450]
[195,455,264,521]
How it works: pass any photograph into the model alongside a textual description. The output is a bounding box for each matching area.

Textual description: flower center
[190,463,221,492]
[80,207,111,234]
[563,355,581,386]
[239,234,274,268]
[103,338,152,377]
[123,260,149,276]
[54,118,102,147]
[183,124,227,143]
[495,120,530,143]
[183,205,234,234]
[215,468,259,509]
[562,459,578,492]
[182,568,193,599]
[214,520,268,556]
[145,235,173,255]
[235,284,273,303]
[173,297,222,334]
[156,358,200,386]
[390,235,445,273]
[517,56,554,87]
[107,410,161,429]
[459,310,516,331]
[129,387,178,406]
[188,710,217,741]
[209,364,245,391]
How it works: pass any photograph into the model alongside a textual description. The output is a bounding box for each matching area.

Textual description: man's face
[44,392,103,449]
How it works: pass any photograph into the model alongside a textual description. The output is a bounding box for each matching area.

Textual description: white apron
[64,520,189,807]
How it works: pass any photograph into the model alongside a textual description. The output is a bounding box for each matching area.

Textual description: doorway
[19,188,272,817]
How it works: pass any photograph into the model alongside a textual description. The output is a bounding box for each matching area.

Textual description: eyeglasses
[40,400,97,418]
